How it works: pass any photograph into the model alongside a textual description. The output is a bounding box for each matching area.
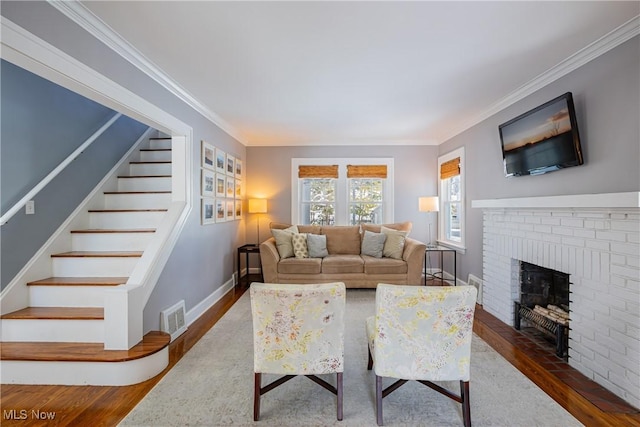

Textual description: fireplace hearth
[514,261,570,358]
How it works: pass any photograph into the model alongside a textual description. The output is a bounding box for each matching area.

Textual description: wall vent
[467,274,483,305]
[161,300,187,341]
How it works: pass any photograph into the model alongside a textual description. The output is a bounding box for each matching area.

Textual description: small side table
[237,244,263,288]
[424,246,457,286]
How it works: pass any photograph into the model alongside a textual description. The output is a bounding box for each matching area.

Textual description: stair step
[139,149,171,162]
[70,229,156,234]
[1,331,170,362]
[27,277,128,286]
[103,191,172,209]
[2,307,103,320]
[129,161,172,176]
[71,229,155,251]
[51,251,143,258]
[88,209,167,228]
[117,175,172,192]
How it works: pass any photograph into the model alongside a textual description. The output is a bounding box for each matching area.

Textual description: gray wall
[2,2,247,331]
[1,60,148,288]
[438,36,640,282]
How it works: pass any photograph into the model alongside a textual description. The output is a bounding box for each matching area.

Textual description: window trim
[292,158,394,225]
[437,148,466,252]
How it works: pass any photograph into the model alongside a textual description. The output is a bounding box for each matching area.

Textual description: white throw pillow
[271,225,298,259]
[381,226,407,259]
[292,233,309,258]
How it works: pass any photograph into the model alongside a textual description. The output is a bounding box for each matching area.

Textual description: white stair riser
[117,177,172,192]
[71,232,154,251]
[2,319,103,343]
[148,139,172,150]
[139,150,171,162]
[104,193,171,209]
[29,285,111,307]
[1,348,168,385]
[52,257,139,277]
[129,162,171,175]
[89,211,165,229]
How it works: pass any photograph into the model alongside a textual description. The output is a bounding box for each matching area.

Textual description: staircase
[0,137,174,386]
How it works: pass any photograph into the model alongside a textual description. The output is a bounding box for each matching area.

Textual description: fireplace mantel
[472,191,640,209]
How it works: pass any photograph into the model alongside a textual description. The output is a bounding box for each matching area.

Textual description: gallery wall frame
[201,198,215,225]
[201,143,244,224]
[201,141,215,170]
[201,169,215,198]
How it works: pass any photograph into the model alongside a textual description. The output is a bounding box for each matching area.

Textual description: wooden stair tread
[0,331,170,362]
[88,209,168,213]
[149,137,171,140]
[2,307,104,320]
[103,191,171,194]
[27,277,128,286]
[51,251,143,258]
[117,175,171,178]
[129,161,171,164]
[139,148,171,152]
[70,229,156,234]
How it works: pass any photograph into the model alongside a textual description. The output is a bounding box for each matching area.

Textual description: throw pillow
[361,231,387,258]
[292,233,309,258]
[307,233,329,258]
[271,225,298,259]
[381,226,408,259]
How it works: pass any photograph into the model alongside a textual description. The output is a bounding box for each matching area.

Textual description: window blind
[440,157,460,180]
[298,165,339,178]
[346,165,387,178]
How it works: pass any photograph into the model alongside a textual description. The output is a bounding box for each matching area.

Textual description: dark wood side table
[424,246,457,286]
[237,244,263,288]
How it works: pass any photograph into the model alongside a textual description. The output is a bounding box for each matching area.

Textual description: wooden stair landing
[1,331,170,362]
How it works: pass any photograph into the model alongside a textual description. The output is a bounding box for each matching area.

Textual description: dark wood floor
[2,281,639,427]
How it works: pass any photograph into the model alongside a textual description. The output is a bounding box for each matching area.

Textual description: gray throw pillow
[361,231,387,258]
[307,233,329,258]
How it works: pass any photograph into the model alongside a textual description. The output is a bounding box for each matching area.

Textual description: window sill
[436,241,466,254]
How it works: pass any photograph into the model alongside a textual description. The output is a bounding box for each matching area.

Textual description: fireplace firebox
[514,261,570,358]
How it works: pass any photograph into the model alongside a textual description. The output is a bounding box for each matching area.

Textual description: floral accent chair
[250,282,346,421]
[366,284,477,426]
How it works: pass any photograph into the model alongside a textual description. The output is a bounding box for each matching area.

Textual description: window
[292,159,393,226]
[438,148,465,250]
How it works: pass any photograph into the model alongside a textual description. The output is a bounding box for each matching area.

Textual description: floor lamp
[248,198,267,246]
[419,196,439,248]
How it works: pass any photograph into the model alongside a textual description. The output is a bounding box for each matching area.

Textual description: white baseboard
[185,277,235,327]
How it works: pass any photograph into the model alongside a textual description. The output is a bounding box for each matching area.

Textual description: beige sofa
[259,222,426,288]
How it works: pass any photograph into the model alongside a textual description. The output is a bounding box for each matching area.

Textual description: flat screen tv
[499,92,583,177]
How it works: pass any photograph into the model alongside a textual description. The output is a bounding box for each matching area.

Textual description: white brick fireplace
[473,192,639,408]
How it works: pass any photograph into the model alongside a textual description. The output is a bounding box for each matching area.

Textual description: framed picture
[215,174,226,198]
[468,274,483,304]
[201,169,215,198]
[235,158,243,178]
[235,179,242,199]
[226,154,235,176]
[201,141,215,170]
[215,199,226,222]
[226,176,235,198]
[201,198,215,225]
[226,200,234,221]
[215,148,226,174]
[235,199,242,219]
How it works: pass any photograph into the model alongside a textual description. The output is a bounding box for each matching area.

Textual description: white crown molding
[48,0,249,146]
[439,15,640,145]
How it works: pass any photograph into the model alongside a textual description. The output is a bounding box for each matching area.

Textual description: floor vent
[467,274,483,305]
[161,300,187,341]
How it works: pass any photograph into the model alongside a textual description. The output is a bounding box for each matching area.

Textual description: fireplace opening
[514,261,570,358]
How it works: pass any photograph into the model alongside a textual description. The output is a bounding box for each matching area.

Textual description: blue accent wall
[1,60,149,288]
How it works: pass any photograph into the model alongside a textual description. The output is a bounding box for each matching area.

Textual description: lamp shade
[418,196,439,212]
[248,198,268,214]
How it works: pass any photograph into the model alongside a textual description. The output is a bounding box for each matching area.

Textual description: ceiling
[78,1,639,147]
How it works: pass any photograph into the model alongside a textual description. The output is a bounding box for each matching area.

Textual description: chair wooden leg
[337,372,343,421]
[254,373,261,421]
[376,375,383,426]
[367,346,373,370]
[460,380,471,427]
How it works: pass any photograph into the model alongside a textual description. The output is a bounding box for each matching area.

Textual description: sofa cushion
[292,233,309,258]
[381,226,408,259]
[278,257,322,274]
[322,226,361,255]
[307,233,329,258]
[362,255,408,275]
[271,225,299,259]
[321,255,364,274]
[361,231,387,258]
[361,221,412,235]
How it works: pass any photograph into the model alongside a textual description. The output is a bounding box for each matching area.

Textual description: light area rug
[120,289,583,427]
